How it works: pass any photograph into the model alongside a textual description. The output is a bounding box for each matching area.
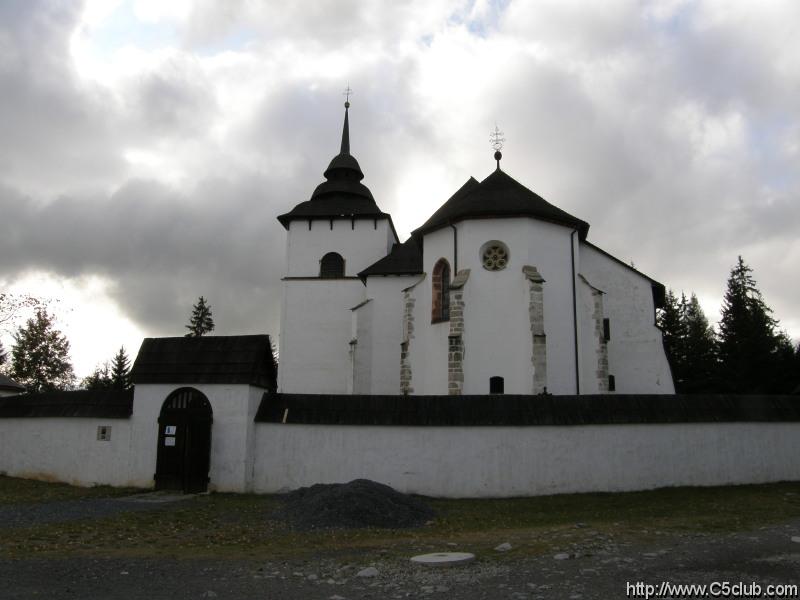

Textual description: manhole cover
[410,552,475,567]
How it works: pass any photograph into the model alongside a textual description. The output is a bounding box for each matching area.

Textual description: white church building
[2,100,798,498]
[278,101,674,396]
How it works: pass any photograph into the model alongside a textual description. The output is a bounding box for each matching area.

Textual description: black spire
[322,98,364,182]
[340,101,350,155]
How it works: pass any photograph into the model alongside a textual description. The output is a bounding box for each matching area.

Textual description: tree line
[658,257,799,394]
[0,296,215,393]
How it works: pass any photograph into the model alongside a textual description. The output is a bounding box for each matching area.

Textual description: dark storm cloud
[0,177,286,337]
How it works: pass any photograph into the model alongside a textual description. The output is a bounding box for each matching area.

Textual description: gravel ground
[1,518,799,598]
[1,489,799,599]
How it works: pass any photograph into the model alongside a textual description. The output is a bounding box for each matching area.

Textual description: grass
[0,475,141,505]
[1,475,799,561]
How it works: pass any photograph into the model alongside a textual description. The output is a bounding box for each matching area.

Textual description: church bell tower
[276,95,398,393]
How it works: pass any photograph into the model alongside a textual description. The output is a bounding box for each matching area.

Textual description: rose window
[481,242,509,271]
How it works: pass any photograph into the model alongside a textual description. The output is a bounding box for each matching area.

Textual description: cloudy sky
[1,0,798,378]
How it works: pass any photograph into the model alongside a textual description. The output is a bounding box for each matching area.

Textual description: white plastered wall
[411,228,452,395]
[252,422,800,497]
[280,279,367,393]
[0,417,141,487]
[579,244,675,393]
[284,217,395,277]
[278,217,396,393]
[456,219,578,394]
[355,275,418,394]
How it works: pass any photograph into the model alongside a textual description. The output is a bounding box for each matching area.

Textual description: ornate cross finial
[490,124,505,152]
[343,84,353,107]
[490,124,505,170]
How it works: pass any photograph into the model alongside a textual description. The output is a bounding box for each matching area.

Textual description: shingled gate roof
[413,169,590,239]
[131,335,277,390]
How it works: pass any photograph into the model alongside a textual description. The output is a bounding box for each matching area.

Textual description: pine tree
[185,296,215,337]
[658,290,688,390]
[680,293,718,392]
[717,256,782,393]
[110,346,132,389]
[0,339,7,369]
[10,308,75,392]
[82,362,112,390]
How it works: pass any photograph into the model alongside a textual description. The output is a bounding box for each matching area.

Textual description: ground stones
[356,566,379,578]
[410,552,476,567]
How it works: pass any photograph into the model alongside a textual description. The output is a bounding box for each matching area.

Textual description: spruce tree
[10,308,75,392]
[110,346,132,389]
[82,362,112,390]
[680,293,718,392]
[658,290,688,390]
[185,296,215,337]
[717,256,781,393]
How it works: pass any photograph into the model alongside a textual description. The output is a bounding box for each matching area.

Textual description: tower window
[490,376,504,394]
[320,252,345,278]
[603,318,611,341]
[431,258,451,323]
[608,374,616,392]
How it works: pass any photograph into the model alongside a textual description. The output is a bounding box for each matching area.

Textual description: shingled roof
[131,335,277,391]
[0,388,133,418]
[358,239,423,281]
[277,104,392,230]
[413,169,590,239]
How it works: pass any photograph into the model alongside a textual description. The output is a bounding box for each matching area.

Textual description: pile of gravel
[274,479,435,530]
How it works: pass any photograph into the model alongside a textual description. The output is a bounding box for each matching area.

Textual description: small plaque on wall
[164,425,176,435]
[164,436,176,447]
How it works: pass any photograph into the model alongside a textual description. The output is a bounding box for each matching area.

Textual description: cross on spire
[490,124,505,170]
[490,124,505,152]
[343,84,353,107]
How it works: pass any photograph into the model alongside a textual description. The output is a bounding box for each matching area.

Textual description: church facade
[278,104,674,396]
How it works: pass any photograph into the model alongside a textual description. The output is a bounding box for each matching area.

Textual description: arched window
[320,252,345,278]
[490,376,504,394]
[431,258,451,323]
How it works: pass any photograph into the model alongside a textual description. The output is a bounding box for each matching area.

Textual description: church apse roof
[413,169,590,239]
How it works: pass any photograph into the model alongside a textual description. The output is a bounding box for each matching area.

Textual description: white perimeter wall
[0,384,263,491]
[252,422,800,497]
[0,417,144,488]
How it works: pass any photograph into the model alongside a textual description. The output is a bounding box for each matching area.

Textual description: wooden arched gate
[154,387,212,493]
